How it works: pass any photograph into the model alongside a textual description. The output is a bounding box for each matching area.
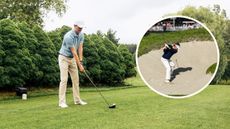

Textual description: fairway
[0,83,230,129]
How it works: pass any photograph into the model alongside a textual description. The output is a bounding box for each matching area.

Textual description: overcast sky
[44,0,230,44]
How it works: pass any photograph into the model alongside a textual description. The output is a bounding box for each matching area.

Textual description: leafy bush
[0,19,33,88]
[32,25,59,86]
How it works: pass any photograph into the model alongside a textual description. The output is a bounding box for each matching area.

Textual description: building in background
[149,17,202,32]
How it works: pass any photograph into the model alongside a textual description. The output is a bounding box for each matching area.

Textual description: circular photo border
[136,15,220,99]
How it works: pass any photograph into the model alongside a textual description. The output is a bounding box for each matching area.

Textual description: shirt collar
[71,29,80,37]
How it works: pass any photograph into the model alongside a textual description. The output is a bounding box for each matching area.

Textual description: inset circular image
[136,16,219,98]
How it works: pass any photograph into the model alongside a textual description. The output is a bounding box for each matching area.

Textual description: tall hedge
[17,22,42,86]
[32,25,59,86]
[0,19,33,88]
[118,45,136,77]
[0,20,136,88]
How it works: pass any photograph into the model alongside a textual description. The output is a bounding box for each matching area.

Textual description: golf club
[84,71,116,109]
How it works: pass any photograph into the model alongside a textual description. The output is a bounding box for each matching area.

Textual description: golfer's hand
[165,44,169,48]
[79,64,85,72]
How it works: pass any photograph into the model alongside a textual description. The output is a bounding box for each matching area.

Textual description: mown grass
[138,28,212,56]
[0,75,230,129]
[0,72,145,101]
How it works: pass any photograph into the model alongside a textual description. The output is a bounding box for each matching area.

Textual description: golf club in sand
[84,71,116,109]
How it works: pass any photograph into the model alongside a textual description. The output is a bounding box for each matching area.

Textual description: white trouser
[161,57,173,80]
[58,55,81,105]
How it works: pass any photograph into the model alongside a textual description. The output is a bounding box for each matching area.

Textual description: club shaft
[84,72,110,106]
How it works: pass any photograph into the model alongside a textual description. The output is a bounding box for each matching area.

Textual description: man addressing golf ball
[58,21,87,108]
[161,42,180,83]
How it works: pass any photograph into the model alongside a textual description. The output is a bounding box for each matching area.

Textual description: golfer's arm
[78,43,83,61]
[70,47,81,66]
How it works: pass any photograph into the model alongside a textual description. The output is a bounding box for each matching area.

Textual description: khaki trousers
[58,55,80,105]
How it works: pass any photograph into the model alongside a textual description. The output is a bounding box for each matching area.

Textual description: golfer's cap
[74,21,85,28]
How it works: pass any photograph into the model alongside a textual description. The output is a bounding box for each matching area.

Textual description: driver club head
[109,103,116,109]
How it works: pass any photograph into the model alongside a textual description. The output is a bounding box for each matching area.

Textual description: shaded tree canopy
[177,5,230,83]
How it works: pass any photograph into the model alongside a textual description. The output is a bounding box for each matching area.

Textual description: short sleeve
[80,34,84,44]
[65,36,74,48]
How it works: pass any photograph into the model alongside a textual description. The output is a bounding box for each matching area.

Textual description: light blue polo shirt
[59,29,84,58]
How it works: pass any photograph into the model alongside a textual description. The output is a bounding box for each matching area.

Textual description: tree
[123,44,137,54]
[0,19,33,88]
[177,5,228,83]
[213,4,221,14]
[105,29,120,45]
[87,34,125,84]
[221,9,227,18]
[96,30,104,37]
[222,20,230,80]
[47,31,62,54]
[81,34,102,83]
[17,22,42,86]
[48,25,72,54]
[33,25,59,86]
[0,0,67,26]
[54,25,72,40]
[118,45,136,77]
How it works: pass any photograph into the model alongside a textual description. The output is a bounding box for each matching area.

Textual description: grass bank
[138,28,212,56]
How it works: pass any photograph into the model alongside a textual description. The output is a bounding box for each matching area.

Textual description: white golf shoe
[165,79,170,83]
[75,100,87,105]
[59,103,68,108]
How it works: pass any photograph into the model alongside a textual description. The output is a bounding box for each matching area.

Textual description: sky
[44,0,230,44]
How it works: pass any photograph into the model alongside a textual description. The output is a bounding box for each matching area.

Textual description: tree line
[177,5,230,84]
[0,19,136,89]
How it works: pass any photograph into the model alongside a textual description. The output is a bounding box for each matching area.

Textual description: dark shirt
[162,45,177,59]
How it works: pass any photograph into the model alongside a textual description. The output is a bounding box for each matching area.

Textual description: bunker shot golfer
[161,42,180,83]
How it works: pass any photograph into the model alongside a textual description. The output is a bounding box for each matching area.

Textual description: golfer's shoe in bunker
[171,74,175,78]
[75,100,87,105]
[59,103,68,108]
[165,79,170,83]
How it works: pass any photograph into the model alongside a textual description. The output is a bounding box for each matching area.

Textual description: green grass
[138,28,212,56]
[206,63,217,74]
[0,75,230,129]
[0,72,145,101]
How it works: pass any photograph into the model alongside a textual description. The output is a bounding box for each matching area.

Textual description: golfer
[161,43,180,83]
[58,21,87,108]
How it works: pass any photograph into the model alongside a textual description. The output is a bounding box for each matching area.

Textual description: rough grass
[0,75,230,129]
[206,63,217,74]
[138,28,212,56]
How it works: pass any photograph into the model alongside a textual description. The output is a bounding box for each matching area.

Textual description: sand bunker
[138,41,218,96]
